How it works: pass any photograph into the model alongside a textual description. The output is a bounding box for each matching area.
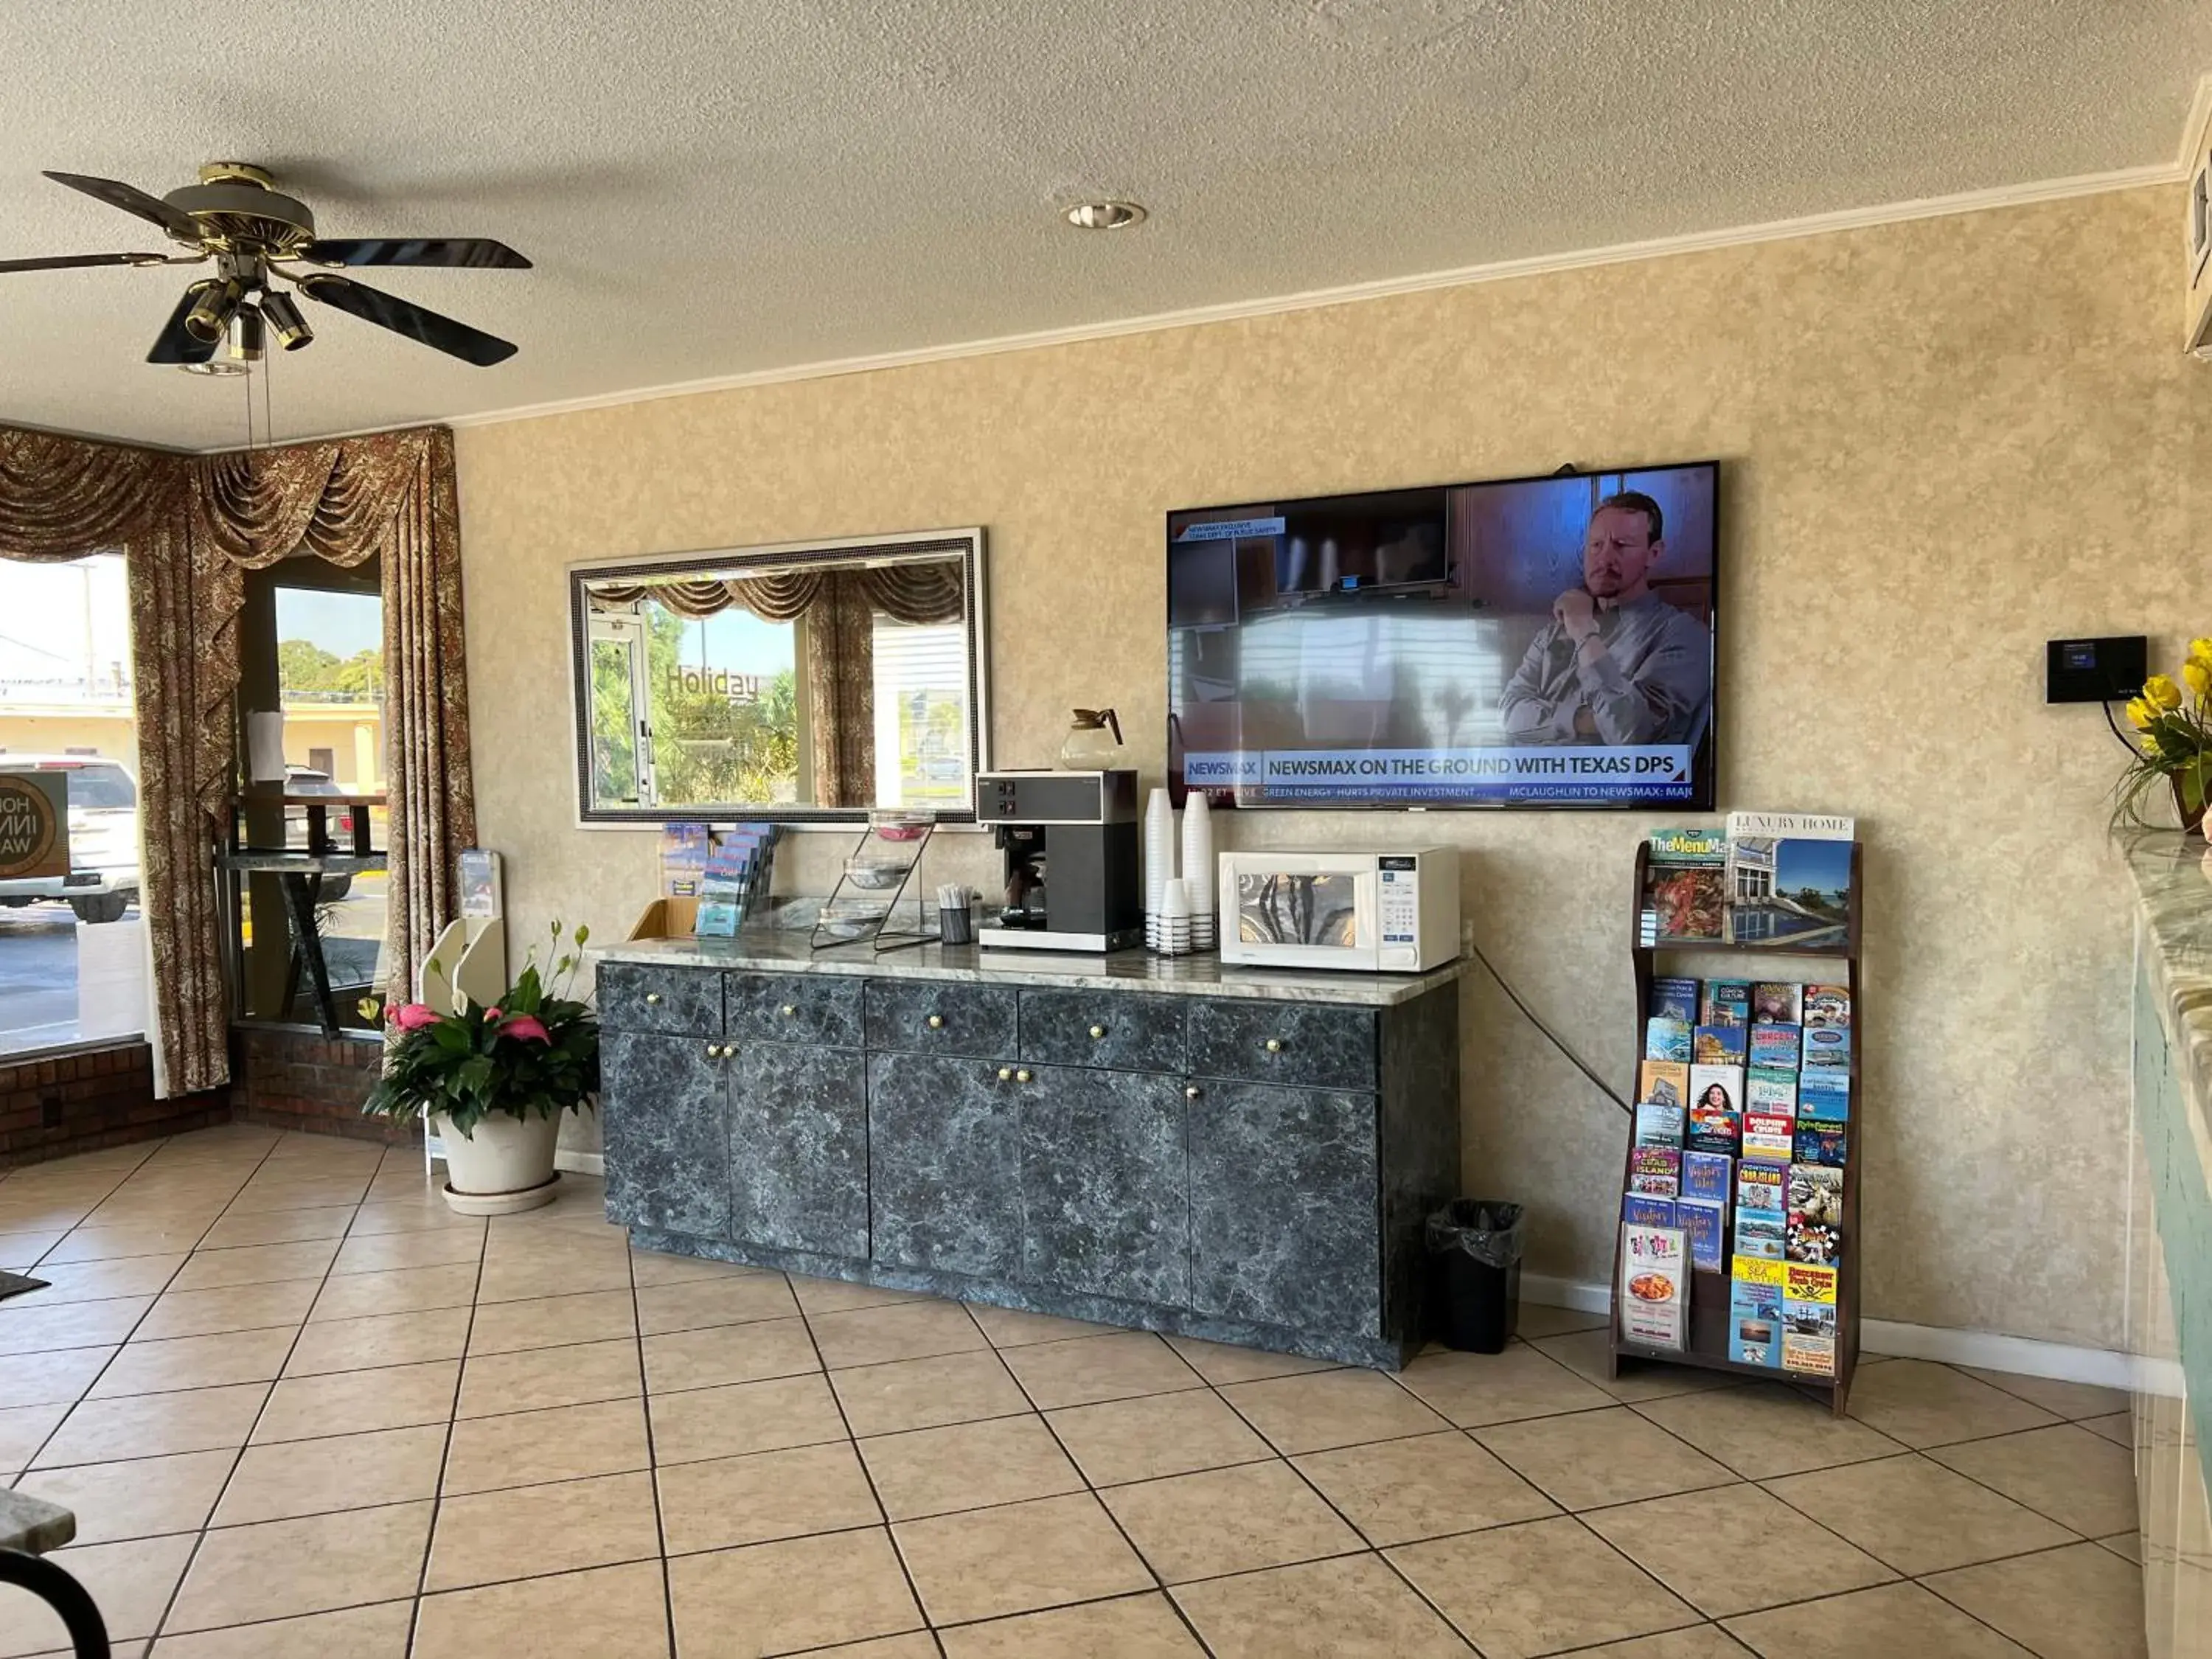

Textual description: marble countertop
[595,931,1470,1007]
[2125,834,2212,1130]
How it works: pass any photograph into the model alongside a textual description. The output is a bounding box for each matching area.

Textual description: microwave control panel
[1377,855,1419,956]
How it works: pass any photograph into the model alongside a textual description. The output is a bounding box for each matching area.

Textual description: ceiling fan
[0,162,531,368]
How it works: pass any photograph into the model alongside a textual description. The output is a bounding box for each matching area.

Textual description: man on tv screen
[1498,491,1711,745]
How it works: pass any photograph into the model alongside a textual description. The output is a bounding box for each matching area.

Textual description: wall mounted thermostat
[2045,636,2148,703]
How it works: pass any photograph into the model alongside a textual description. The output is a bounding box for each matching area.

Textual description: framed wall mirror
[568,529,988,824]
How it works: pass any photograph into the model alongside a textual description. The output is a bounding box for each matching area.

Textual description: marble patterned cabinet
[2126,841,2212,1659]
[595,941,1464,1367]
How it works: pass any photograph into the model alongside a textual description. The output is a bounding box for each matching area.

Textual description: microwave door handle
[1354,869,1380,950]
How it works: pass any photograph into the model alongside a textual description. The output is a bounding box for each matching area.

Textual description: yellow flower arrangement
[2113,640,2212,833]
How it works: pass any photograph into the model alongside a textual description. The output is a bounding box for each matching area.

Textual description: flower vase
[434,1110,563,1214]
[2174,773,2208,838]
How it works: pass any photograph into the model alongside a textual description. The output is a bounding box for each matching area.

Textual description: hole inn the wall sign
[0,771,69,881]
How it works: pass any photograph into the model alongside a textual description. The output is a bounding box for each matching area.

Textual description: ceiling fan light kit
[7,161,530,368]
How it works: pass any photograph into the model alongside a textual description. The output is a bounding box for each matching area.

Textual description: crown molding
[198,128,2200,454]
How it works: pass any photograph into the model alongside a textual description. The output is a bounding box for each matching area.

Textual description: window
[0,553,150,1059]
[572,538,987,822]
[229,567,387,1029]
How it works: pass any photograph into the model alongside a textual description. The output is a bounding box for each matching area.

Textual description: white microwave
[1216,847,1461,973]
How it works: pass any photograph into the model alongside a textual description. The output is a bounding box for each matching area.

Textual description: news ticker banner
[1182,746,1697,803]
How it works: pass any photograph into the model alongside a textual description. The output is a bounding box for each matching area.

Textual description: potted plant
[363,922,600,1214]
[2115,639,2212,836]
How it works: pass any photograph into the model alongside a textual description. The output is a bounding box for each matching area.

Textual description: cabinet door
[1186,1080,1380,1336]
[601,1029,731,1238]
[597,963,723,1037]
[1018,1064,1189,1307]
[1018,989,1186,1074]
[867,1053,1023,1279]
[1186,1000,1377,1092]
[728,1040,869,1259]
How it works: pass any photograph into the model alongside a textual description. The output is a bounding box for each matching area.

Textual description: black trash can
[1427,1200,1525,1354]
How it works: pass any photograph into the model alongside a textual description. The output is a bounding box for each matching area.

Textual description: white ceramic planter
[433,1109,562,1215]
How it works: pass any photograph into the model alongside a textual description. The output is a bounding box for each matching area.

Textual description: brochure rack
[1610,841,1864,1416]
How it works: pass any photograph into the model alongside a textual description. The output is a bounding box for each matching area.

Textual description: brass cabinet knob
[704,1043,721,1058]
[1185,1085,1202,1101]
[1015,1068,1033,1084]
[644,992,661,1005]
[779,1003,797,1017]
[926,1014,945,1029]
[997,1067,1014,1082]
[1088,1024,1107,1040]
[1263,1037,1283,1054]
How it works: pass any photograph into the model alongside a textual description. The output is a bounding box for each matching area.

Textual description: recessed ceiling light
[1064,200,1146,231]
[178,360,251,377]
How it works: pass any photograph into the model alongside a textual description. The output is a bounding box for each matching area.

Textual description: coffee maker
[975,769,1142,952]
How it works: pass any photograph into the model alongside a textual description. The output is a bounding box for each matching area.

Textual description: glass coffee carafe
[1057,708,1127,771]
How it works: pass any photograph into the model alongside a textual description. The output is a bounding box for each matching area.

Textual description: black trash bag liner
[1425,1199,1525,1271]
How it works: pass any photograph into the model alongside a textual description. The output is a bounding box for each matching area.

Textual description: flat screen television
[1166,460,1718,810]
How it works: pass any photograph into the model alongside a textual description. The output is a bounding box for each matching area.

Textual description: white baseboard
[1522,1273,1613,1315]
[1520,1275,2143,1391]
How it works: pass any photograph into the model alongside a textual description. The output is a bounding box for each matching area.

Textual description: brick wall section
[0,1043,231,1168]
[230,1028,416,1145]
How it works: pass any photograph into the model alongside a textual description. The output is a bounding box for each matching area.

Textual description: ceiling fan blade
[146,283,219,365]
[294,273,517,365]
[305,237,530,269]
[43,172,200,243]
[0,251,164,274]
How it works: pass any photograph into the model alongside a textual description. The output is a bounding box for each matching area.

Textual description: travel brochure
[664,821,782,937]
[1640,817,1856,951]
[1618,961,1854,1379]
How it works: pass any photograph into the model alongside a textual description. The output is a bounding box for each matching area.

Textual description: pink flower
[500,1015,552,1044]
[480,1006,502,1021]
[392,1002,442,1031]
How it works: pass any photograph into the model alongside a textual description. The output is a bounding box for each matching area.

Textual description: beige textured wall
[458,186,2204,1351]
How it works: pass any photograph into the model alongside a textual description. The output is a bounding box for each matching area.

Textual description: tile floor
[0,1125,2149,1658]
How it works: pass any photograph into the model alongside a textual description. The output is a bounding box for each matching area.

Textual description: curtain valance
[586,560,964,626]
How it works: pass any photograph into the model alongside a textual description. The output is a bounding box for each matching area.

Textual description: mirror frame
[568,527,990,826]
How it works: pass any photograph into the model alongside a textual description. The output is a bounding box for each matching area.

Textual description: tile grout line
[977,1320,1225,1658]
[124,1134,366,1647]
[1744,1450,2110,1652]
[7,1139,2146,1655]
[794,1287,958,1658]
[13,1135,290,1486]
[1196,1360,1485,1655]
[622,1224,683,1659]
[400,1147,496,1659]
[1376,1339,2078,1649]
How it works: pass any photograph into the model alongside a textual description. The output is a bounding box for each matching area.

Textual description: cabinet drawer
[1018,989,1186,1073]
[866,979,1018,1059]
[724,972,864,1046]
[597,963,723,1037]
[1186,1000,1377,1092]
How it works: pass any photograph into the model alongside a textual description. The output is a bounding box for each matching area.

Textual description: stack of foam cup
[1180,790,1215,952]
[1159,877,1194,956]
[1144,788,1176,953]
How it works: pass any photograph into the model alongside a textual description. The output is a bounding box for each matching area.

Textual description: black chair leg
[0,1547,110,1658]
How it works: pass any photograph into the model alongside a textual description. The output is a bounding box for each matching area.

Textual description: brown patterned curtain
[0,428,226,1094]
[806,572,877,807]
[189,430,474,1012]
[0,422,472,1097]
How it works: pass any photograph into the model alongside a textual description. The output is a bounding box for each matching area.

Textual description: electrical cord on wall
[1463,932,1635,1117]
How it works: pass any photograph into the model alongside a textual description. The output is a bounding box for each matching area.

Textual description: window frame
[565,529,990,827]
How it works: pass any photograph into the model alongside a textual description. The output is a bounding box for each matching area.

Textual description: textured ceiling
[2,0,2207,451]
